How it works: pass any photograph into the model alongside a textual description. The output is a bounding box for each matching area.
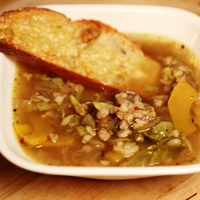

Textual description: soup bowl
[1,4,200,180]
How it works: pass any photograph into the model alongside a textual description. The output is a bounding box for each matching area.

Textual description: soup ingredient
[13,62,195,166]
[168,81,198,136]
[13,123,33,137]
[144,121,174,142]
[0,7,161,99]
[12,33,200,167]
[126,144,181,166]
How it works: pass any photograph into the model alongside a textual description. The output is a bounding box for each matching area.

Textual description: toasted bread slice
[0,7,161,98]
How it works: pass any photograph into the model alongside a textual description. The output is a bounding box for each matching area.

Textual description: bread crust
[0,7,161,98]
[0,40,119,94]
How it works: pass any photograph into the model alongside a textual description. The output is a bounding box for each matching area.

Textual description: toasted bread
[0,7,161,98]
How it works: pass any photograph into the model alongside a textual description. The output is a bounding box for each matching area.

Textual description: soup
[12,34,200,166]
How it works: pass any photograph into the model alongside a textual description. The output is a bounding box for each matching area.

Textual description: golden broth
[12,34,200,166]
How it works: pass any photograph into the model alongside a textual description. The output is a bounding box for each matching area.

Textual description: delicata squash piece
[168,81,198,136]
[0,7,161,98]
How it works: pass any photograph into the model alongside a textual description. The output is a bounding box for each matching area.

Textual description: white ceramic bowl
[1,4,200,180]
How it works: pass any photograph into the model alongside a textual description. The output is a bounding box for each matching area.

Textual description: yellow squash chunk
[23,114,49,146]
[13,123,33,138]
[104,150,124,165]
[168,81,198,136]
[42,133,75,148]
[23,134,48,146]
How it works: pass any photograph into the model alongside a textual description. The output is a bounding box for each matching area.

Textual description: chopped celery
[93,102,114,111]
[76,126,88,136]
[37,102,50,111]
[69,94,80,106]
[52,77,63,87]
[61,114,80,127]
[54,94,66,104]
[69,94,87,116]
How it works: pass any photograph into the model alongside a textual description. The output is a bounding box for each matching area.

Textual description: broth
[12,34,200,166]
